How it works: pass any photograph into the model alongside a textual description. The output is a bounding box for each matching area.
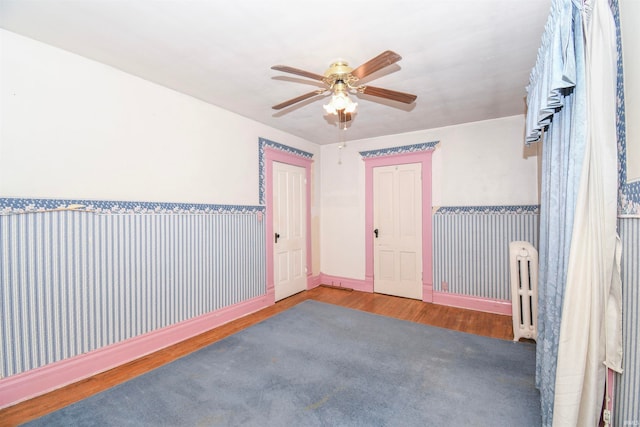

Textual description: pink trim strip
[319,274,372,293]
[318,274,510,315]
[263,147,313,300]
[308,274,322,289]
[0,294,271,409]
[432,291,512,315]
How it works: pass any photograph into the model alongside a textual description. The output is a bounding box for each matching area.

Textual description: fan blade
[351,50,402,80]
[272,90,324,110]
[271,65,325,81]
[360,85,417,104]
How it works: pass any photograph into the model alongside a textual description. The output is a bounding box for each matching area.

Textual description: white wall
[0,29,319,206]
[320,115,538,279]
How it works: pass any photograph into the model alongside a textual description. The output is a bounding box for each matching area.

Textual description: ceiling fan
[271,50,417,123]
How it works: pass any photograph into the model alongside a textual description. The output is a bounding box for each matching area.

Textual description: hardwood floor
[0,286,513,426]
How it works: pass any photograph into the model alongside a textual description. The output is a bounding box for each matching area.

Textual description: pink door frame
[264,146,313,303]
[364,150,435,302]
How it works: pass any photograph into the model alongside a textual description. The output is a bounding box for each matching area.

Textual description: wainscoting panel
[615,217,640,424]
[433,206,539,301]
[0,201,266,379]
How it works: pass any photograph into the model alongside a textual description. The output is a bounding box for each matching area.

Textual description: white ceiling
[0,0,551,145]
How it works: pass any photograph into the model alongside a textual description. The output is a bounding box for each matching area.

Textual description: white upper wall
[431,115,537,207]
[320,115,538,278]
[0,29,318,205]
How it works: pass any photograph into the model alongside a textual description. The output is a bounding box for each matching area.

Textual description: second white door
[273,161,307,301]
[373,163,423,300]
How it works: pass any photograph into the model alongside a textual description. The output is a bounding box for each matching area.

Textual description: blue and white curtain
[525,0,622,425]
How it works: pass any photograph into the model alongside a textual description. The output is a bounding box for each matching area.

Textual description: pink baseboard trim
[317,275,510,316]
[308,274,322,289]
[266,288,276,304]
[422,282,434,303]
[319,274,372,293]
[432,291,512,316]
[0,294,272,409]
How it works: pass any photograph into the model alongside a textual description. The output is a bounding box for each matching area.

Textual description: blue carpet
[24,300,541,426]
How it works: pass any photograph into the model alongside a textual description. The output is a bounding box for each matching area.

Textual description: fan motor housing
[324,61,357,88]
[324,61,352,77]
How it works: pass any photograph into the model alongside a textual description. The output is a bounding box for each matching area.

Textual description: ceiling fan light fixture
[272,50,415,118]
[323,91,357,115]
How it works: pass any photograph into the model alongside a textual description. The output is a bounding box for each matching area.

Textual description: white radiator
[509,241,538,342]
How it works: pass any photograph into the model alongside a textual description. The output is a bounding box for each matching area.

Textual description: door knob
[275,232,280,243]
[374,229,379,238]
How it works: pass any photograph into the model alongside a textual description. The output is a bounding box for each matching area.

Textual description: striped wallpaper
[614,217,640,425]
[433,206,539,300]
[1,200,637,421]
[0,205,266,378]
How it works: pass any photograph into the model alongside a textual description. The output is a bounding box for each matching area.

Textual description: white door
[373,163,422,299]
[273,161,307,301]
